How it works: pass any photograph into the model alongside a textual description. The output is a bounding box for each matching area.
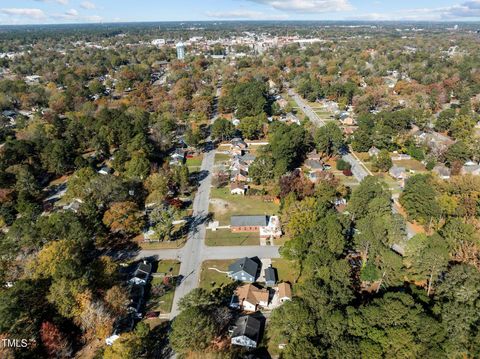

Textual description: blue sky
[1,0,480,25]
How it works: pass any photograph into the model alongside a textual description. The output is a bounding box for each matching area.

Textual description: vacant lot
[205,229,259,246]
[209,187,279,225]
[186,155,203,170]
[199,259,236,289]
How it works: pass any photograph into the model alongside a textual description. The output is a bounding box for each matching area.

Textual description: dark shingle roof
[231,215,268,227]
[229,257,258,278]
[264,267,276,283]
[232,315,261,342]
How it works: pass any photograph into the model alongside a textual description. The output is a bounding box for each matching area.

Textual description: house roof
[264,267,277,283]
[305,159,323,169]
[240,153,256,162]
[230,182,245,191]
[234,283,269,305]
[229,257,258,278]
[232,315,261,342]
[277,282,292,299]
[231,216,268,227]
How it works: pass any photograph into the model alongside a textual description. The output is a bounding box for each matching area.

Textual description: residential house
[432,165,451,180]
[231,315,262,348]
[391,153,412,161]
[277,282,292,303]
[461,164,480,176]
[228,257,259,283]
[230,158,249,172]
[63,198,83,213]
[98,166,112,175]
[307,149,322,161]
[389,166,407,180]
[129,261,152,286]
[259,216,282,239]
[231,137,247,150]
[169,148,186,166]
[305,159,323,172]
[340,117,357,126]
[264,267,277,287]
[230,283,269,311]
[127,284,145,316]
[368,146,381,157]
[239,153,256,165]
[231,215,268,233]
[230,169,249,183]
[230,182,246,195]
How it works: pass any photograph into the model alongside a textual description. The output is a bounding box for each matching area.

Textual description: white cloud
[34,0,69,5]
[352,0,480,21]
[64,8,78,17]
[80,1,96,10]
[246,0,353,13]
[205,9,288,19]
[0,8,46,19]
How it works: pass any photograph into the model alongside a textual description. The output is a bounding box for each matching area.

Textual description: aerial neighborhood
[0,10,480,359]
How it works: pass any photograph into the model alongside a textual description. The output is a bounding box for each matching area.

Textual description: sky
[1,0,480,25]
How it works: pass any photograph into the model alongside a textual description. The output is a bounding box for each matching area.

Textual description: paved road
[288,87,418,241]
[139,86,282,320]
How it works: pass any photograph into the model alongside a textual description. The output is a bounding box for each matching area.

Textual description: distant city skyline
[1,0,480,25]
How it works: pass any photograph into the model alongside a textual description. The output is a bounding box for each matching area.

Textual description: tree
[371,150,392,172]
[315,122,344,157]
[169,306,216,354]
[124,151,150,180]
[238,115,264,140]
[249,154,275,184]
[435,264,480,357]
[233,80,267,118]
[40,321,72,358]
[404,234,449,295]
[400,174,441,226]
[103,201,145,235]
[449,114,475,141]
[149,206,175,241]
[211,118,235,141]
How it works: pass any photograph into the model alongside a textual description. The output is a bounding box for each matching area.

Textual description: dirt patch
[209,198,235,214]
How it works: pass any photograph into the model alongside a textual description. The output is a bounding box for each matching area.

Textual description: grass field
[150,260,181,314]
[186,155,203,170]
[209,187,279,225]
[199,259,236,289]
[205,229,259,246]
[214,152,230,165]
[393,159,426,172]
[139,235,187,250]
[271,258,302,285]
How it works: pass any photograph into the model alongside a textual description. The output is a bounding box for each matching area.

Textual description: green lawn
[393,159,426,172]
[199,259,236,289]
[271,258,302,285]
[209,187,280,225]
[205,229,259,246]
[214,152,230,165]
[149,260,181,314]
[186,155,203,169]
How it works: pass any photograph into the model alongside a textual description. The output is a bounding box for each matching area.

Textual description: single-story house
[259,216,282,239]
[389,166,407,180]
[228,257,259,283]
[231,215,268,233]
[231,137,247,149]
[277,282,292,303]
[129,261,152,286]
[264,267,277,287]
[240,153,256,165]
[98,166,112,175]
[307,149,322,161]
[368,146,380,157]
[230,283,269,311]
[230,169,249,183]
[230,182,246,195]
[461,164,480,176]
[305,159,323,172]
[432,165,451,180]
[231,315,262,348]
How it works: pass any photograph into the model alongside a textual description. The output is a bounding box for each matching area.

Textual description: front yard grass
[209,187,280,225]
[150,260,181,314]
[271,258,302,285]
[186,155,203,170]
[205,229,259,246]
[199,259,236,289]
[214,152,230,165]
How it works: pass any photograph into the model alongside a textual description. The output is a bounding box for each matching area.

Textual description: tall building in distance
[176,41,185,60]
